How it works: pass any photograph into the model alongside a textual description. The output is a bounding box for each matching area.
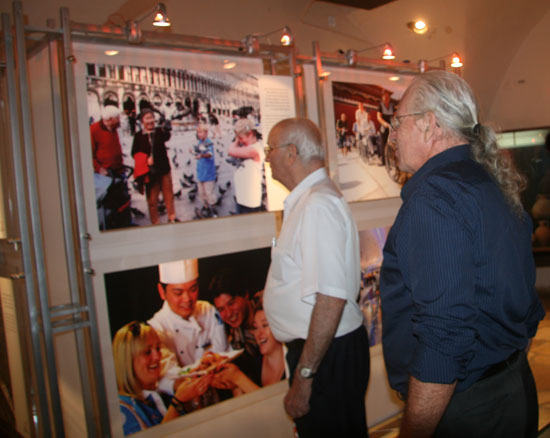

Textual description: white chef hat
[159,259,198,284]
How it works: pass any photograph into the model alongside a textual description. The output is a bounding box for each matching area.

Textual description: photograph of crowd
[332,81,410,203]
[104,247,285,436]
[87,62,271,230]
[358,226,389,347]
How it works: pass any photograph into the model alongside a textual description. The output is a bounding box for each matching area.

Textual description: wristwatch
[299,366,316,379]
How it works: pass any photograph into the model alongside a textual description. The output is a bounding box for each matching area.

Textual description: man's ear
[287,143,298,163]
[422,112,439,141]
[158,283,166,300]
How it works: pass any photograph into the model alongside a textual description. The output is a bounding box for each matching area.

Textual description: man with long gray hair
[380,70,545,437]
[263,118,370,437]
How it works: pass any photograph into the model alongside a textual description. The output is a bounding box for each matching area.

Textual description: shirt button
[175,329,179,332]
[180,351,183,355]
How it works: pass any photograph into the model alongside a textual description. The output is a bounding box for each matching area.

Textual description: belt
[478,350,521,382]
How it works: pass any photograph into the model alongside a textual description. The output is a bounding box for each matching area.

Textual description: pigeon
[186,159,191,166]
[180,178,192,189]
[218,186,227,195]
[226,181,231,188]
[174,189,182,199]
[183,173,195,184]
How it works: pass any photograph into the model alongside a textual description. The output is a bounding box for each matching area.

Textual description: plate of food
[179,350,244,377]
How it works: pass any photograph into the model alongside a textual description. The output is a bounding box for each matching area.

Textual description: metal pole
[4,7,54,437]
[47,38,100,437]
[59,7,111,436]
[313,41,327,148]
[289,45,305,118]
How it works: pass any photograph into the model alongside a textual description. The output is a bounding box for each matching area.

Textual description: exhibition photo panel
[359,226,389,348]
[104,247,287,436]
[327,73,414,204]
[85,57,294,231]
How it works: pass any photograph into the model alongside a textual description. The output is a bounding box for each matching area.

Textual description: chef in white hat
[148,258,228,393]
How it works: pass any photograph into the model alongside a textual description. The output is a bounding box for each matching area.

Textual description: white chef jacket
[148,300,228,393]
[263,168,364,343]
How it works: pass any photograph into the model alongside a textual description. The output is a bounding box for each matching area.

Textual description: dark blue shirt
[380,144,545,395]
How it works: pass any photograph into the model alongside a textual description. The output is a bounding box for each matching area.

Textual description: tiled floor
[369,291,550,437]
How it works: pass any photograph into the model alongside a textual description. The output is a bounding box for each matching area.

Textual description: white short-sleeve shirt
[263,168,364,342]
[233,140,265,208]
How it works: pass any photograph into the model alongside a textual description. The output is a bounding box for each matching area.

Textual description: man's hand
[284,376,312,418]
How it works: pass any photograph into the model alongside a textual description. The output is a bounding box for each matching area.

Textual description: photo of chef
[104,247,283,435]
[358,226,390,347]
[87,62,271,230]
[331,80,411,203]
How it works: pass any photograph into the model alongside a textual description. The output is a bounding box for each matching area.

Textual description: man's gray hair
[273,118,325,163]
[407,71,525,215]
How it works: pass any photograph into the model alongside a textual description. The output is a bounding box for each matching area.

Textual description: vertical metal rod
[313,41,327,148]
[59,7,111,436]
[289,45,305,118]
[4,8,53,437]
[47,38,99,437]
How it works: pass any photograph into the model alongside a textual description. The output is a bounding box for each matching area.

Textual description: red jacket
[90,121,123,173]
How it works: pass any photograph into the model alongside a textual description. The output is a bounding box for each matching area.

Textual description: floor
[369,291,550,437]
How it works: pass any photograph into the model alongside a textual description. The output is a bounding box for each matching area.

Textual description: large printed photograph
[104,247,284,436]
[332,80,411,203]
[87,63,274,230]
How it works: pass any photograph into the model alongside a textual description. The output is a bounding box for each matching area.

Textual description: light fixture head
[345,49,358,66]
[280,26,293,46]
[105,50,119,56]
[407,20,428,34]
[388,76,400,82]
[451,52,463,68]
[382,43,395,60]
[153,3,170,27]
[243,35,260,55]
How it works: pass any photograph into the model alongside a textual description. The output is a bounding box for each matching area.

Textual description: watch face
[300,367,313,378]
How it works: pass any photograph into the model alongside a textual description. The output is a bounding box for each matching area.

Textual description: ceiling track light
[419,52,464,72]
[126,2,171,43]
[343,42,396,66]
[242,26,294,55]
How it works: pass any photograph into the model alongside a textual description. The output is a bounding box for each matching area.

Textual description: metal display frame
[0,2,441,435]
[0,2,305,436]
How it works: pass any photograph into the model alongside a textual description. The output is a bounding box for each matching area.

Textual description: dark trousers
[434,350,538,438]
[286,325,370,438]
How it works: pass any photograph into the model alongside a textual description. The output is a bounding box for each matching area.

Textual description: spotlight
[382,44,395,60]
[407,20,428,34]
[450,53,463,68]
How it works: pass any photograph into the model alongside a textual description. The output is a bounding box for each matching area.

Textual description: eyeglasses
[264,143,293,155]
[390,112,425,131]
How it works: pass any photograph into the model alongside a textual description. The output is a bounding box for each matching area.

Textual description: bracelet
[170,396,186,415]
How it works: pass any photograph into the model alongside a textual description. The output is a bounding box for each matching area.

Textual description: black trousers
[434,350,538,438]
[286,325,370,438]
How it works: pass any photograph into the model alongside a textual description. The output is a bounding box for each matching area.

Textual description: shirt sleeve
[403,190,478,385]
[299,195,351,304]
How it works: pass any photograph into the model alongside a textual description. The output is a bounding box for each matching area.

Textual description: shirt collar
[161,300,200,329]
[402,144,471,201]
[284,167,327,213]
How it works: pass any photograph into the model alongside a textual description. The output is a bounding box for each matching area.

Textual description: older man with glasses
[263,117,370,438]
[380,71,544,438]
